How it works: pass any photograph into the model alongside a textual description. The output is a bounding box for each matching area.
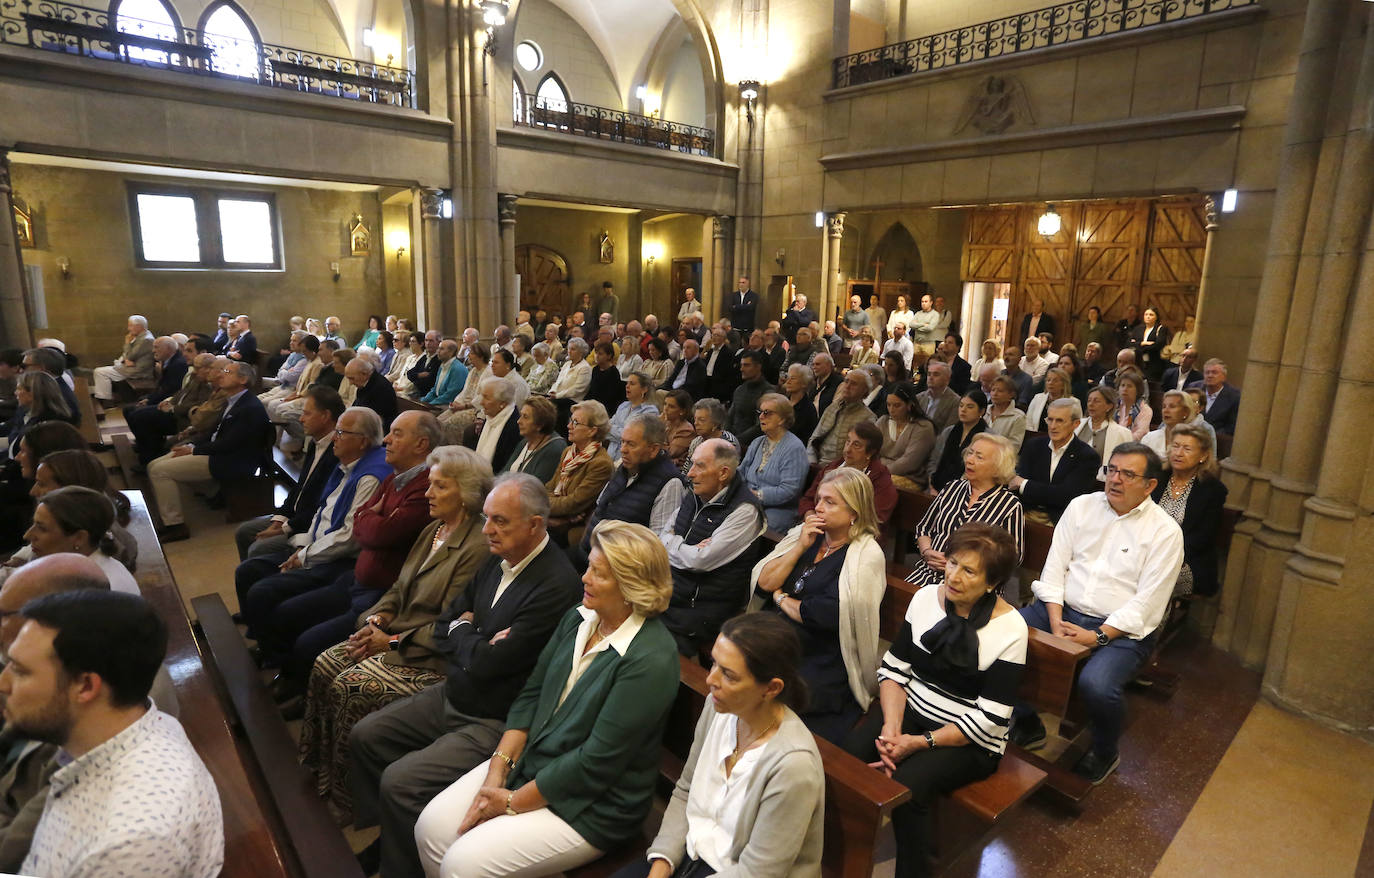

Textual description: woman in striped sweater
[906,432,1024,588]
[844,523,1028,878]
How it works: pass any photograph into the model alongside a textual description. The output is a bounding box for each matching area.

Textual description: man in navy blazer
[727,276,760,333]
[1189,358,1241,436]
[349,474,582,878]
[1009,398,1101,522]
[1162,348,1203,393]
[781,294,817,346]
[210,312,232,353]
[226,314,258,364]
[666,339,708,401]
[149,360,271,541]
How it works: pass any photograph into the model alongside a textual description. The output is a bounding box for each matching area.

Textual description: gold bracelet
[505,790,518,816]
[494,751,514,769]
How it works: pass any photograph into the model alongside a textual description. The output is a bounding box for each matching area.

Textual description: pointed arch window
[112,0,182,65]
[200,1,260,79]
[513,74,525,123]
[534,73,568,129]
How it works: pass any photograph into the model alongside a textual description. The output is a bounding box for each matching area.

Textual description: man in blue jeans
[1010,443,1183,784]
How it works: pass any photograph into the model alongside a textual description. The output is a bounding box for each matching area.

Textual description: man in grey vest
[577,415,685,562]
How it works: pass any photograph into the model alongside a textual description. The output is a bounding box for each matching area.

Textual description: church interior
[1,0,1373,872]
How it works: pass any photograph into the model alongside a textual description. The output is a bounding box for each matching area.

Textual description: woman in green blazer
[498,396,568,485]
[415,520,680,877]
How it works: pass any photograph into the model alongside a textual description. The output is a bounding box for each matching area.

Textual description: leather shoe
[156,523,191,544]
[1073,749,1120,785]
[1009,717,1047,751]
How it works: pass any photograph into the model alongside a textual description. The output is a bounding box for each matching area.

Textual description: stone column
[418,187,446,332]
[1189,196,1219,354]
[963,282,995,361]
[824,212,846,325]
[710,215,733,321]
[0,151,33,350]
[498,194,518,323]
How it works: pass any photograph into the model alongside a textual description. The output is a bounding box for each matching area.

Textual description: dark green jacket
[505,607,679,851]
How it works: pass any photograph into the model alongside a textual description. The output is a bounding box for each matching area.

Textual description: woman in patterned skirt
[299,445,493,823]
[905,433,1024,590]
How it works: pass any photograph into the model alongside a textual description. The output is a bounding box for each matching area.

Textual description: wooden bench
[72,375,103,446]
[192,593,364,878]
[121,490,333,878]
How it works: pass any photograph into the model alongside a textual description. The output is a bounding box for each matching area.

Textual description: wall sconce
[387,229,411,262]
[1037,204,1061,237]
[774,248,785,267]
[815,211,824,228]
[1220,188,1238,213]
[480,0,509,56]
[56,257,70,279]
[643,241,663,266]
[395,245,407,261]
[330,261,341,282]
[738,80,760,103]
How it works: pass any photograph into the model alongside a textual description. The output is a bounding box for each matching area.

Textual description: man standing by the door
[728,275,759,334]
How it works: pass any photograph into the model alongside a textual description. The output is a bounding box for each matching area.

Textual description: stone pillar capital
[1204,195,1219,231]
[712,215,733,239]
[498,193,518,223]
[827,211,847,238]
[420,188,445,220]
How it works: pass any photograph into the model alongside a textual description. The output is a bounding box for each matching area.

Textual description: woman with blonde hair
[546,400,614,534]
[752,466,886,742]
[1151,422,1227,598]
[850,328,879,367]
[299,445,493,822]
[415,519,680,878]
[1025,367,1074,432]
[1143,389,1215,463]
[906,433,1024,589]
[969,338,1004,378]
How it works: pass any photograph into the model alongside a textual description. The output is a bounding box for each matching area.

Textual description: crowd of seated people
[0,298,1250,877]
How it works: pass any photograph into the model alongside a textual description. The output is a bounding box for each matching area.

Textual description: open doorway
[671,257,701,319]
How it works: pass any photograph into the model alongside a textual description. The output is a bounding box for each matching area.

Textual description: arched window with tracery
[199,1,261,79]
[111,0,183,65]
[534,73,568,129]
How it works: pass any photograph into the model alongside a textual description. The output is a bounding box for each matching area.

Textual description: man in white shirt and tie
[1009,442,1183,785]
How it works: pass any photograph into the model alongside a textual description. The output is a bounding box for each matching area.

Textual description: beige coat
[361,516,489,670]
[545,445,613,519]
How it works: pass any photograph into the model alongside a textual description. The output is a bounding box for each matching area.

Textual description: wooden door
[514,244,571,315]
[670,257,702,320]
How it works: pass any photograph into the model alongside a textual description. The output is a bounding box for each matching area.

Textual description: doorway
[670,258,702,320]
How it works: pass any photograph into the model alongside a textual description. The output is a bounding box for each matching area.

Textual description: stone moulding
[819,105,1247,170]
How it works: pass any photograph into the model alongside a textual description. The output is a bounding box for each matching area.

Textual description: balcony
[0,0,415,107]
[513,93,714,158]
[832,0,1258,89]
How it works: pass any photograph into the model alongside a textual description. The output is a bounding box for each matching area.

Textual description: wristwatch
[1093,628,1110,647]
[923,731,937,749]
[388,635,401,651]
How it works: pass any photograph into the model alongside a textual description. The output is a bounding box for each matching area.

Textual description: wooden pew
[120,491,303,878]
[192,593,364,878]
[72,375,103,446]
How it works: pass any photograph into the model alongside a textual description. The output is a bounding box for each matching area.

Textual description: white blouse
[683,709,765,870]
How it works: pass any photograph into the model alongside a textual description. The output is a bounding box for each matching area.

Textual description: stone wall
[11,163,391,362]
[513,0,622,111]
[513,203,634,317]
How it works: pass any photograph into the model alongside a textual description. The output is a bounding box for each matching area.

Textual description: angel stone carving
[954,76,1035,136]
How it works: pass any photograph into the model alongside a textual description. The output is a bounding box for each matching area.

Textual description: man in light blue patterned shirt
[1,590,223,878]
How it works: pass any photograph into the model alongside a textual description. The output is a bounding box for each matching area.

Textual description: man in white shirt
[1009,442,1183,784]
[7,590,222,878]
[881,321,915,370]
[1019,336,1050,383]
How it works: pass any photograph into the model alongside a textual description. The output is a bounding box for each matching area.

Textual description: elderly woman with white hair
[92,314,156,402]
[526,342,559,395]
[1143,389,1216,465]
[680,398,739,475]
[905,432,1024,589]
[607,372,660,462]
[300,444,495,823]
[752,467,886,742]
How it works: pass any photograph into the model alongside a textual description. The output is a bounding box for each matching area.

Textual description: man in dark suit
[210,312,232,353]
[727,275,760,334]
[702,327,738,402]
[759,328,786,383]
[1162,347,1203,393]
[1190,358,1241,436]
[233,385,345,561]
[941,333,972,394]
[810,353,843,416]
[349,474,582,878]
[1010,397,1101,522]
[781,293,817,346]
[122,336,187,420]
[407,331,444,399]
[225,314,258,364]
[1019,298,1056,345]
[346,357,398,430]
[149,360,272,541]
[666,338,707,401]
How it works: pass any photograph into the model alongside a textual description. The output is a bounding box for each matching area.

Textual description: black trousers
[611,856,715,878]
[843,706,999,878]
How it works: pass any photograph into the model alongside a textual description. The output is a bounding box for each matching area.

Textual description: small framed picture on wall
[350,214,371,256]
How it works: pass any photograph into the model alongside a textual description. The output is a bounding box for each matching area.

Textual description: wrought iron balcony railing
[514,93,715,157]
[832,0,1257,89]
[0,0,415,107]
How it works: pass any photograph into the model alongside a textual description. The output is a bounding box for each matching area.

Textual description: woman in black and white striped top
[844,523,1028,878]
[907,432,1024,589]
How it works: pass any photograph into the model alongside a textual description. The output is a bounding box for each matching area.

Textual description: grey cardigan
[648,705,824,878]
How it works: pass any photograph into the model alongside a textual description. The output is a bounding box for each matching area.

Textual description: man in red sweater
[272,410,443,708]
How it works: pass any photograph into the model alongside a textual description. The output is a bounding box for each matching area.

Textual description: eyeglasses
[757,409,779,418]
[1102,465,1145,482]
[567,419,585,428]
[334,428,366,438]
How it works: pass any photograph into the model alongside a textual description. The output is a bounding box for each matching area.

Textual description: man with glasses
[148,361,270,543]
[1009,442,1183,785]
[233,407,391,667]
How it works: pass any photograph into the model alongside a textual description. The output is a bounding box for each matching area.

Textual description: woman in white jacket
[751,466,886,743]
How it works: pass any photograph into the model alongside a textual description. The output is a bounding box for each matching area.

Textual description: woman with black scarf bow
[842,523,1028,878]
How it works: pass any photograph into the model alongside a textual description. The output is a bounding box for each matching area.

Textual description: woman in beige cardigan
[299,445,493,823]
[751,466,885,743]
[545,399,614,538]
